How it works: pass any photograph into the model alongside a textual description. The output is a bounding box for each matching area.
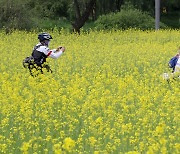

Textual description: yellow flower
[62,137,75,152]
[0,29,179,153]
[20,142,31,153]
[59,131,65,139]
[89,136,97,146]
[159,137,167,145]
[0,144,7,153]
[146,147,154,154]
[125,151,140,154]
[161,146,167,154]
[45,135,52,141]
[174,143,180,153]
[53,143,62,154]
[139,142,144,151]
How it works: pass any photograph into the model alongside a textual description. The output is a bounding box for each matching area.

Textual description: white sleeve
[48,50,63,59]
[37,46,63,59]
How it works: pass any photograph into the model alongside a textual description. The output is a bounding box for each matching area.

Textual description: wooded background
[0,0,179,32]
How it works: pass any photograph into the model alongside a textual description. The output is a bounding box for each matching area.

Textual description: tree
[115,0,124,11]
[72,0,96,33]
[155,0,160,30]
[0,0,33,32]
[95,0,124,15]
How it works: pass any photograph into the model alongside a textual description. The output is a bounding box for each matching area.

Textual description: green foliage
[32,17,71,31]
[0,0,178,31]
[95,7,167,30]
[0,0,34,31]
[28,0,72,19]
[161,11,180,29]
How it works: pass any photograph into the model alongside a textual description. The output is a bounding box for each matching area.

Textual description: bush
[32,17,71,31]
[0,0,34,31]
[95,7,167,30]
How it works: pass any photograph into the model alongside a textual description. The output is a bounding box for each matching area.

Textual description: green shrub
[95,8,167,30]
[31,17,71,31]
[0,0,34,31]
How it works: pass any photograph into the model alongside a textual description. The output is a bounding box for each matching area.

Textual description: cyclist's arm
[48,49,63,59]
[38,46,64,59]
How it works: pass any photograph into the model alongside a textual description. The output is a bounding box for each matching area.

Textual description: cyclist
[32,32,65,66]
[23,32,65,76]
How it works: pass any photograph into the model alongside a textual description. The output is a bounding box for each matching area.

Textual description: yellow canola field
[0,29,179,153]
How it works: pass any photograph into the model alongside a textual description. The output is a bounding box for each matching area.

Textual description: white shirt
[174,57,180,73]
[36,43,63,59]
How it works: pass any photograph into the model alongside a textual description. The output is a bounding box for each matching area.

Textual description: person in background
[173,48,180,74]
[164,47,180,80]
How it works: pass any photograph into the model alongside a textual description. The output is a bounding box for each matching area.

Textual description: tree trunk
[74,0,81,19]
[91,1,96,21]
[72,0,96,34]
[116,0,124,11]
